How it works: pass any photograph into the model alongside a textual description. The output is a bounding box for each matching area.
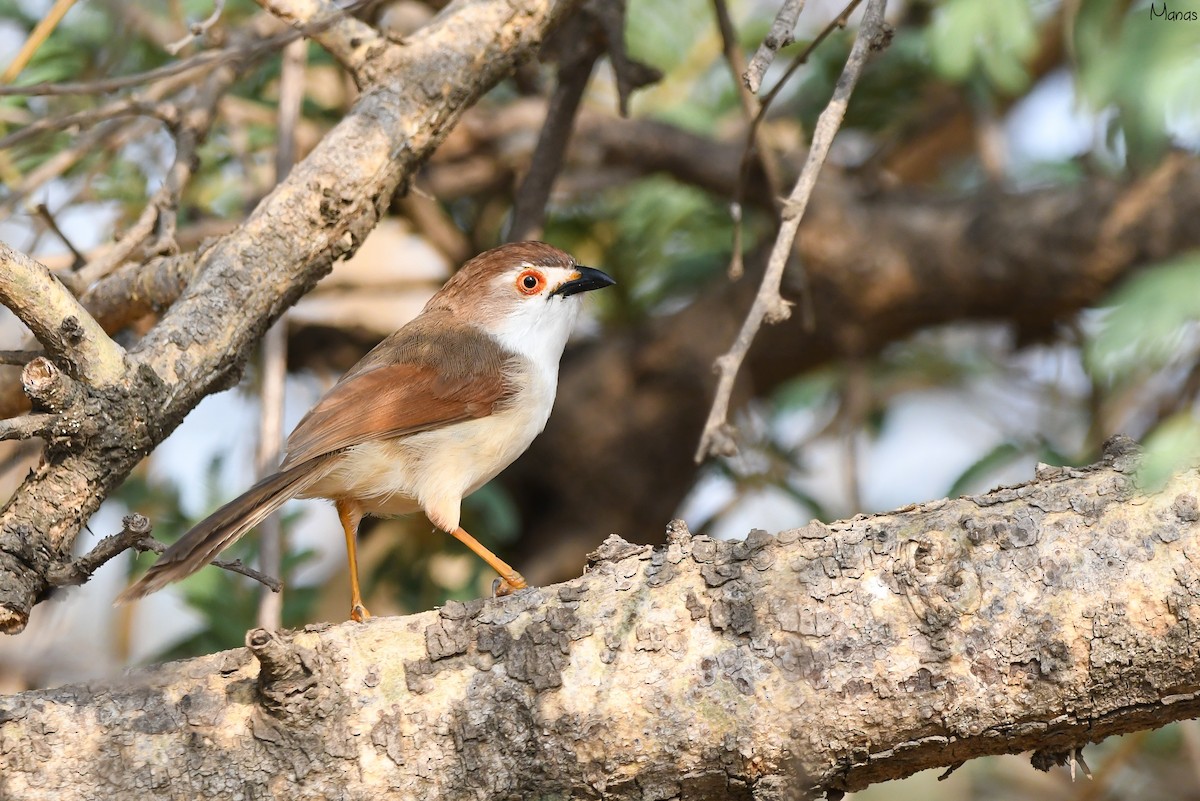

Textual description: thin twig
[0,45,230,97]
[33,204,86,269]
[0,0,80,84]
[165,0,226,55]
[256,35,305,631]
[0,413,53,442]
[709,0,784,279]
[0,99,176,151]
[0,350,42,366]
[48,513,283,591]
[742,0,806,93]
[68,65,237,292]
[695,0,889,463]
[508,22,602,241]
[728,0,863,291]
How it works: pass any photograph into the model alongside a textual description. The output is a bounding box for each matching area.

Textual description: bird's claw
[492,574,528,598]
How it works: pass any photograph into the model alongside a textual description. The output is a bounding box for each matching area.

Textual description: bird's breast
[302,358,557,526]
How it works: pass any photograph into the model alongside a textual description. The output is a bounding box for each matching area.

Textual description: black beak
[551,265,616,298]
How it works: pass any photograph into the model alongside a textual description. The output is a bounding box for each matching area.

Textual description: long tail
[115,457,334,604]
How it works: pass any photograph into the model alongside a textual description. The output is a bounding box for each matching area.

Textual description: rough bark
[0,0,584,633]
[3,440,1200,799]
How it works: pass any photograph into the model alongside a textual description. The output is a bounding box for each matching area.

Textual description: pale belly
[300,395,552,532]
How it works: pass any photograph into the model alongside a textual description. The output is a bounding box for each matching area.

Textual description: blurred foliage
[1073,0,1200,167]
[927,0,1038,94]
[1086,253,1200,383]
[547,175,762,320]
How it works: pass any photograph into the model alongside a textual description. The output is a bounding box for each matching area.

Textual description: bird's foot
[492,573,528,598]
[350,603,372,622]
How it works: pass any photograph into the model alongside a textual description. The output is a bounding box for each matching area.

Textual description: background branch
[742,0,805,93]
[696,0,889,462]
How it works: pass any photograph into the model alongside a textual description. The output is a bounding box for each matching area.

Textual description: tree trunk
[3,439,1198,799]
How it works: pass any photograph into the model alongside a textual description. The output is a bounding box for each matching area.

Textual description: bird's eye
[516,269,545,295]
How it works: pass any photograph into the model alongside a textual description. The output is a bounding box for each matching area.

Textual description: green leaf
[1086,253,1200,384]
[927,0,1036,95]
[772,368,840,411]
[947,442,1024,497]
[1073,0,1200,166]
[1138,413,1200,491]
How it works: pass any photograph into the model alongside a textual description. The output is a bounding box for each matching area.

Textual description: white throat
[488,294,582,376]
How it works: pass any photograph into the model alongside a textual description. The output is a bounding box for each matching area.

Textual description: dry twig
[255,34,307,631]
[509,19,604,241]
[67,65,238,292]
[0,413,53,442]
[742,0,805,93]
[0,350,41,366]
[46,514,282,591]
[33,204,86,269]
[695,0,889,463]
[709,0,784,279]
[165,0,227,55]
[0,0,80,84]
[727,0,863,291]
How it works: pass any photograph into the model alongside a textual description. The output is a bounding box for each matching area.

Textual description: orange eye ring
[516,269,546,296]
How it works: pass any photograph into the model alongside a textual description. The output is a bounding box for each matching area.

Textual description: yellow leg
[449,526,527,596]
[336,500,371,621]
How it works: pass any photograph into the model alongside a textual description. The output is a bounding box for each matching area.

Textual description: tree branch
[0,242,127,387]
[696,0,889,463]
[742,0,805,93]
[45,513,282,591]
[4,444,1199,798]
[508,13,604,241]
[0,414,53,442]
[256,0,386,81]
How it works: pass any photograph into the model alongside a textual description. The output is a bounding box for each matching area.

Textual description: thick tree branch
[3,445,1199,798]
[0,0,586,634]
[0,242,127,387]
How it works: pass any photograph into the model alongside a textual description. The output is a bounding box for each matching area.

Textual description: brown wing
[280,316,514,470]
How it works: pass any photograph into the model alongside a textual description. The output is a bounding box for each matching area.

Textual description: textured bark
[0,0,585,633]
[4,442,1200,799]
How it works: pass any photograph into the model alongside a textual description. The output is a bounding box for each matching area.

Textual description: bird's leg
[449,526,527,596]
[336,499,371,621]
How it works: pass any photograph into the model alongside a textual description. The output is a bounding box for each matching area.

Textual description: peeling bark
[4,442,1200,799]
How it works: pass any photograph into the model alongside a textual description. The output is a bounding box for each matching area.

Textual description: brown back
[280,311,516,469]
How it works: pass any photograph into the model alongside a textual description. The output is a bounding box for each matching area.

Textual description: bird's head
[427,242,615,362]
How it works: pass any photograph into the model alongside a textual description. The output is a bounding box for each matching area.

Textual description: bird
[117,241,615,621]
